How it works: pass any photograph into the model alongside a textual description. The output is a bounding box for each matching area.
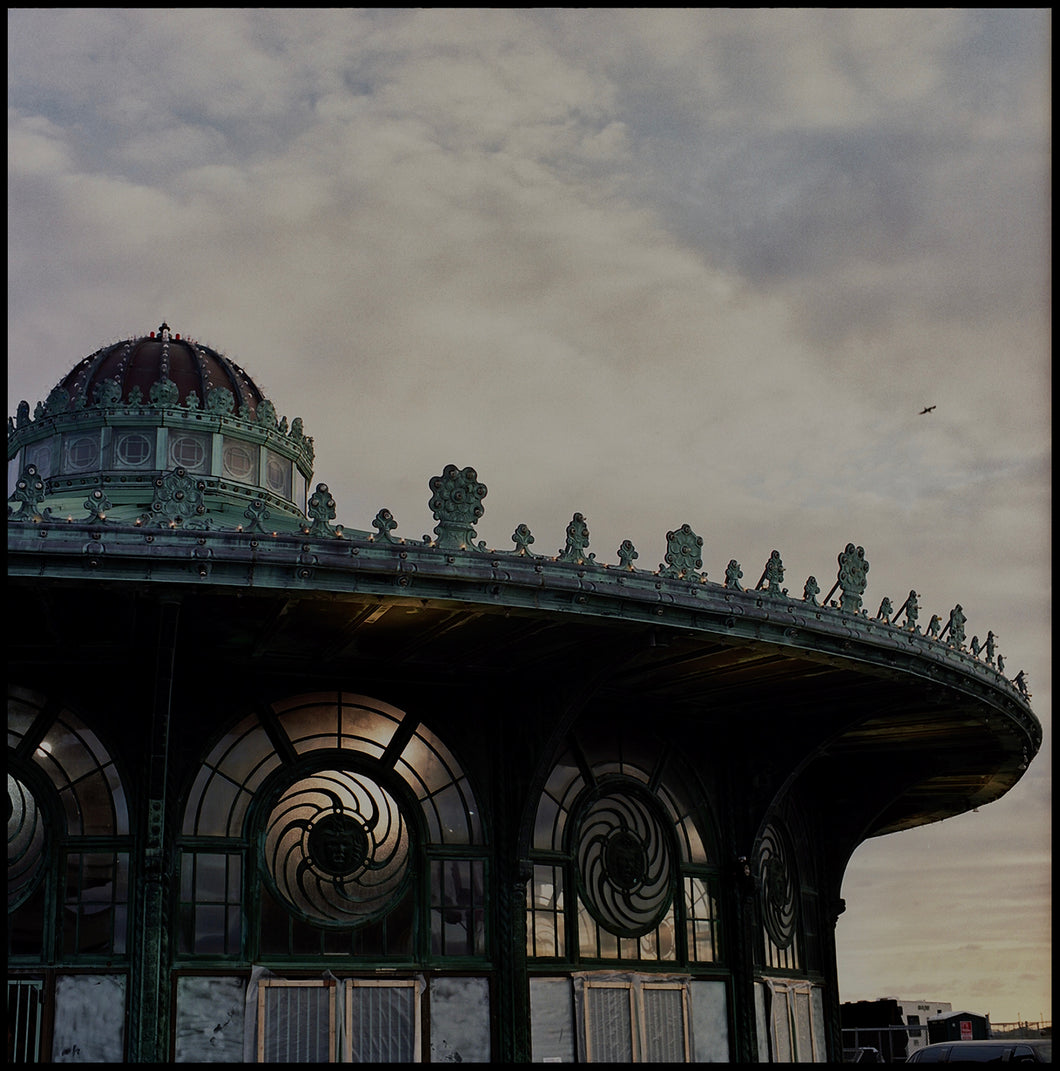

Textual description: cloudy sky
[8,8,1050,1025]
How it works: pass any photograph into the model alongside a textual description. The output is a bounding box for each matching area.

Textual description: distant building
[842,998,961,1060]
[928,1010,991,1043]
[8,326,1042,1062]
[889,998,954,1054]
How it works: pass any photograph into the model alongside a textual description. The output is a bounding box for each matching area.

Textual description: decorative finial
[306,483,339,538]
[617,539,638,570]
[658,524,704,579]
[558,512,595,564]
[512,523,536,557]
[373,508,400,543]
[428,464,487,551]
[755,550,786,597]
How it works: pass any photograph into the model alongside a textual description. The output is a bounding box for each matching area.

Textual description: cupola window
[265,451,292,498]
[26,442,54,479]
[169,433,210,474]
[63,434,100,473]
[222,439,257,482]
[115,432,154,468]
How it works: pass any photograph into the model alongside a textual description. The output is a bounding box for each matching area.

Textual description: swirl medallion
[757,822,797,950]
[262,769,411,927]
[575,787,674,937]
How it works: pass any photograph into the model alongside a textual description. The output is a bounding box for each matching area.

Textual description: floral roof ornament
[558,512,595,564]
[372,508,400,543]
[659,524,704,579]
[429,464,487,551]
[83,487,111,523]
[242,499,271,533]
[306,483,339,538]
[512,523,536,557]
[7,463,50,521]
[617,539,638,570]
[725,560,744,591]
[755,550,786,597]
[147,467,209,528]
[826,543,869,612]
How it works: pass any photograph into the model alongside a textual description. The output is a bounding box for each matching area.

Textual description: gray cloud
[8,7,1049,1024]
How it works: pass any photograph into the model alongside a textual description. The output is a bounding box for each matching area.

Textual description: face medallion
[306,812,369,877]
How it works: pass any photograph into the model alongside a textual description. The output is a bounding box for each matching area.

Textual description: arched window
[7,686,132,964]
[527,725,721,967]
[754,810,828,1063]
[177,692,487,964]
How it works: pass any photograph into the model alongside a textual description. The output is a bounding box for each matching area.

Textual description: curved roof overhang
[8,518,1039,848]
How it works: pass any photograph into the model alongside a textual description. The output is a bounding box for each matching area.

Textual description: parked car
[906,1038,1051,1063]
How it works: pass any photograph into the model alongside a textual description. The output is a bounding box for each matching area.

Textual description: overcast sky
[8,8,1050,1025]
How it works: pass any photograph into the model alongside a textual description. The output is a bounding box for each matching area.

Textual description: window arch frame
[175,691,489,968]
[526,726,724,970]
[7,687,134,967]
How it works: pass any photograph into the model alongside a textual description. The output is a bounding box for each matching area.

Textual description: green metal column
[490,704,531,1064]
[722,751,763,1063]
[129,599,180,1062]
[496,859,533,1062]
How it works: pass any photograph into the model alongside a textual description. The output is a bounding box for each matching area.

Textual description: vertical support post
[496,860,533,1062]
[129,598,180,1062]
[823,894,847,1063]
[492,692,533,1063]
[722,754,763,1063]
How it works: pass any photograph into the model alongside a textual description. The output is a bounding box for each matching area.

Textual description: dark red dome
[56,323,266,417]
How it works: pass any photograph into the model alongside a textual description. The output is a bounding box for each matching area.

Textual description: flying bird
[919,405,936,415]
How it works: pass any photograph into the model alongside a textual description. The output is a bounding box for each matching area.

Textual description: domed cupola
[7,324,316,529]
[55,322,268,419]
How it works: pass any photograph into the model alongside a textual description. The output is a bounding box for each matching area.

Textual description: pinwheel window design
[261,769,411,928]
[575,787,674,939]
[756,820,801,973]
[178,692,486,962]
[527,728,720,966]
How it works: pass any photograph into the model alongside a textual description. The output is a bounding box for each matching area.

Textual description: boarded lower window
[346,980,420,1063]
[257,979,336,1062]
[581,977,690,1063]
[763,979,825,1063]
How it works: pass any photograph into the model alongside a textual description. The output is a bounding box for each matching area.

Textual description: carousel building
[7,325,1041,1063]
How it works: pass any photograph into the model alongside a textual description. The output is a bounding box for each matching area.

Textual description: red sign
[960,1020,974,1040]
